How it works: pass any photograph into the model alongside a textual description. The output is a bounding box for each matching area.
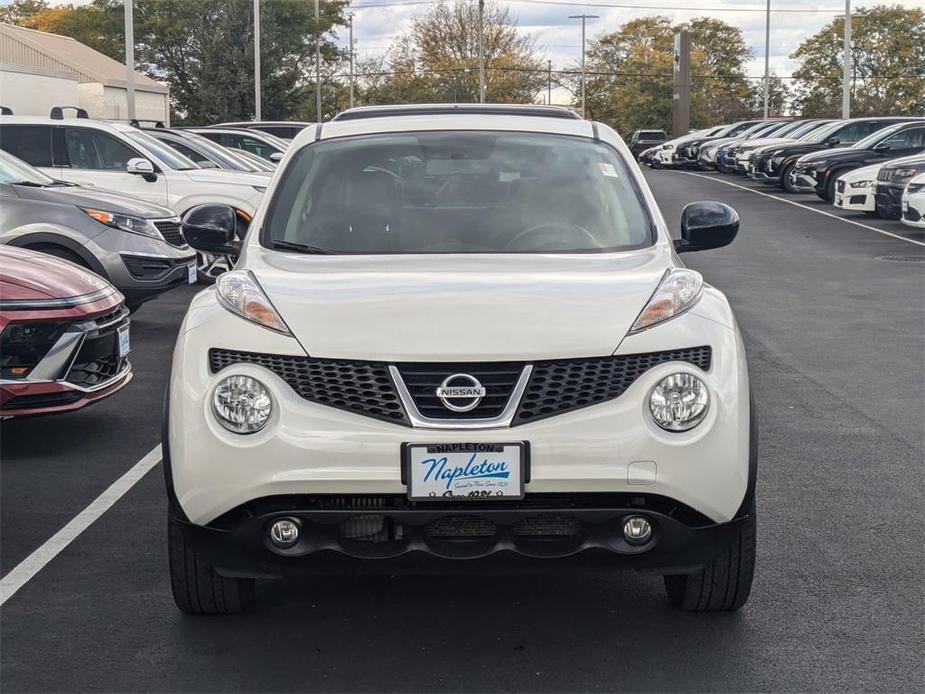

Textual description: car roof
[332,103,581,122]
[218,121,311,127]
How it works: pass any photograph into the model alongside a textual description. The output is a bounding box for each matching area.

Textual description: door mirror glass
[826,136,841,146]
[269,151,284,163]
[675,201,739,253]
[182,204,239,254]
[126,157,155,175]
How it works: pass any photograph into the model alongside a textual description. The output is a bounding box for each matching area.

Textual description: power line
[349,0,844,12]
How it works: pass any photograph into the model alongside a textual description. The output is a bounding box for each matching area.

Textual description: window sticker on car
[598,162,619,177]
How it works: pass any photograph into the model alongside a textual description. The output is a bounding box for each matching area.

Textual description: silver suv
[0,150,196,311]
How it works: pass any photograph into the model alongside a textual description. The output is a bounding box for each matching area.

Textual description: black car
[874,155,925,219]
[627,129,667,158]
[792,120,925,201]
[750,118,919,193]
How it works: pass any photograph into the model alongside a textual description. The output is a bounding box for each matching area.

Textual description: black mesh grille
[122,254,173,280]
[513,346,711,425]
[395,363,523,419]
[876,167,892,182]
[153,219,186,247]
[210,346,710,427]
[209,349,408,425]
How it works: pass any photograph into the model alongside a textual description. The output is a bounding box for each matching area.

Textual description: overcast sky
[346,0,924,87]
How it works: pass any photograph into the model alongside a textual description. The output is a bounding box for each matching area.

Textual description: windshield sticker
[597,162,619,178]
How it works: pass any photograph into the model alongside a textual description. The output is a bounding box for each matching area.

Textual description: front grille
[427,516,497,539]
[849,195,867,205]
[904,206,922,222]
[153,219,186,247]
[877,167,892,182]
[1,391,83,411]
[122,255,173,280]
[209,346,711,427]
[513,346,712,425]
[395,362,523,419]
[209,349,408,425]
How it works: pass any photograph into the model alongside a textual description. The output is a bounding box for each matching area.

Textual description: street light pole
[315,0,322,121]
[762,0,770,118]
[547,59,552,105]
[348,13,355,109]
[254,0,261,120]
[124,0,135,121]
[842,0,851,118]
[478,0,485,103]
[568,14,598,119]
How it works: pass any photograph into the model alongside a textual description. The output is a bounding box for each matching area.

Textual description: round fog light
[269,518,300,548]
[648,372,709,432]
[623,516,652,545]
[212,374,272,434]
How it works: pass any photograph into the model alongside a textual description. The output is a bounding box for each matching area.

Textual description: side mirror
[126,157,155,175]
[197,159,219,169]
[182,204,240,255]
[873,142,891,153]
[826,136,840,146]
[674,201,739,253]
[269,152,284,163]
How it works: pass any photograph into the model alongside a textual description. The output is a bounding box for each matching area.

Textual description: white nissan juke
[165,104,756,614]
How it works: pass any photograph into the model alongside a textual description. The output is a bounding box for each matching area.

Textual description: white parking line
[677,171,925,249]
[0,445,161,607]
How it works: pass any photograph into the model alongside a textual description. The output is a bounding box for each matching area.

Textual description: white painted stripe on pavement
[677,171,925,248]
[0,445,162,607]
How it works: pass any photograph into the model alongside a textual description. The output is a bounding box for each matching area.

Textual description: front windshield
[124,131,199,170]
[789,121,827,139]
[264,131,653,254]
[802,121,845,144]
[0,149,56,185]
[853,123,904,149]
[161,131,253,171]
[766,121,803,138]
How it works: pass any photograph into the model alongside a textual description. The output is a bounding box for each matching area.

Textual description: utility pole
[672,31,691,137]
[348,14,355,109]
[478,0,485,103]
[547,59,552,105]
[124,0,135,121]
[254,0,261,120]
[568,14,598,119]
[762,0,770,118]
[842,0,851,118]
[315,0,322,121]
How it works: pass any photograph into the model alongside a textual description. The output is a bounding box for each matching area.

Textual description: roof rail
[130,119,166,128]
[0,106,12,116]
[332,103,582,122]
[50,106,89,120]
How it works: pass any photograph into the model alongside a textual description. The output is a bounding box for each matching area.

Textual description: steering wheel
[504,222,599,252]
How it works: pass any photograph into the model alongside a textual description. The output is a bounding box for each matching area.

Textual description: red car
[0,246,132,417]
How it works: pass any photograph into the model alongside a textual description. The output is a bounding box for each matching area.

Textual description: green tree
[567,15,755,133]
[746,73,789,117]
[790,4,925,116]
[0,0,48,24]
[359,0,545,106]
[18,1,123,61]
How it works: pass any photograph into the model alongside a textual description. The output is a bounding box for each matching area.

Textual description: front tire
[168,514,255,615]
[662,503,756,612]
[780,163,798,193]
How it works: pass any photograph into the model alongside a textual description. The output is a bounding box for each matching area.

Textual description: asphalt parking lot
[2,169,923,692]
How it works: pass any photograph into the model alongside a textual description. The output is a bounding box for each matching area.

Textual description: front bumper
[902,196,925,228]
[170,493,750,577]
[789,167,817,193]
[833,180,874,212]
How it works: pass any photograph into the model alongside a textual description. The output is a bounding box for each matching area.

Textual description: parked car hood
[838,162,883,183]
[0,245,111,300]
[737,137,794,151]
[798,146,866,164]
[184,169,270,188]
[13,182,176,218]
[244,247,671,361]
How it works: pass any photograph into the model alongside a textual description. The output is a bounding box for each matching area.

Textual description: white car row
[834,158,925,230]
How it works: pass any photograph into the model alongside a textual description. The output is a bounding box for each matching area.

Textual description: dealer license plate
[187,263,197,284]
[117,323,131,357]
[405,443,526,500]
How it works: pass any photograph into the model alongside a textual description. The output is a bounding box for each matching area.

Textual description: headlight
[893,167,921,182]
[81,208,162,239]
[212,375,272,433]
[630,268,703,333]
[662,144,675,150]
[216,270,291,334]
[849,180,873,189]
[907,183,925,194]
[648,373,709,432]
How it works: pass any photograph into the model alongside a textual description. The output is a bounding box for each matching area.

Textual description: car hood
[739,137,793,151]
[14,183,176,218]
[798,146,864,164]
[0,245,111,300]
[840,163,883,182]
[245,248,671,361]
[183,169,270,188]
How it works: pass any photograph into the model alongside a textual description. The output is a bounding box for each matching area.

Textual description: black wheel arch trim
[9,231,108,278]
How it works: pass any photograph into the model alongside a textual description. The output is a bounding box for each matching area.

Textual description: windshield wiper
[270,239,337,255]
[11,180,46,187]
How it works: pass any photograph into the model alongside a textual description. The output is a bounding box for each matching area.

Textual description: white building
[0,24,169,123]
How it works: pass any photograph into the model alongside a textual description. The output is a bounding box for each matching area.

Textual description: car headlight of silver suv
[81,207,163,240]
[212,375,272,433]
[648,373,709,431]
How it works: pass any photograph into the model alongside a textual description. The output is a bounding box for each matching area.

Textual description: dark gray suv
[0,150,196,311]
